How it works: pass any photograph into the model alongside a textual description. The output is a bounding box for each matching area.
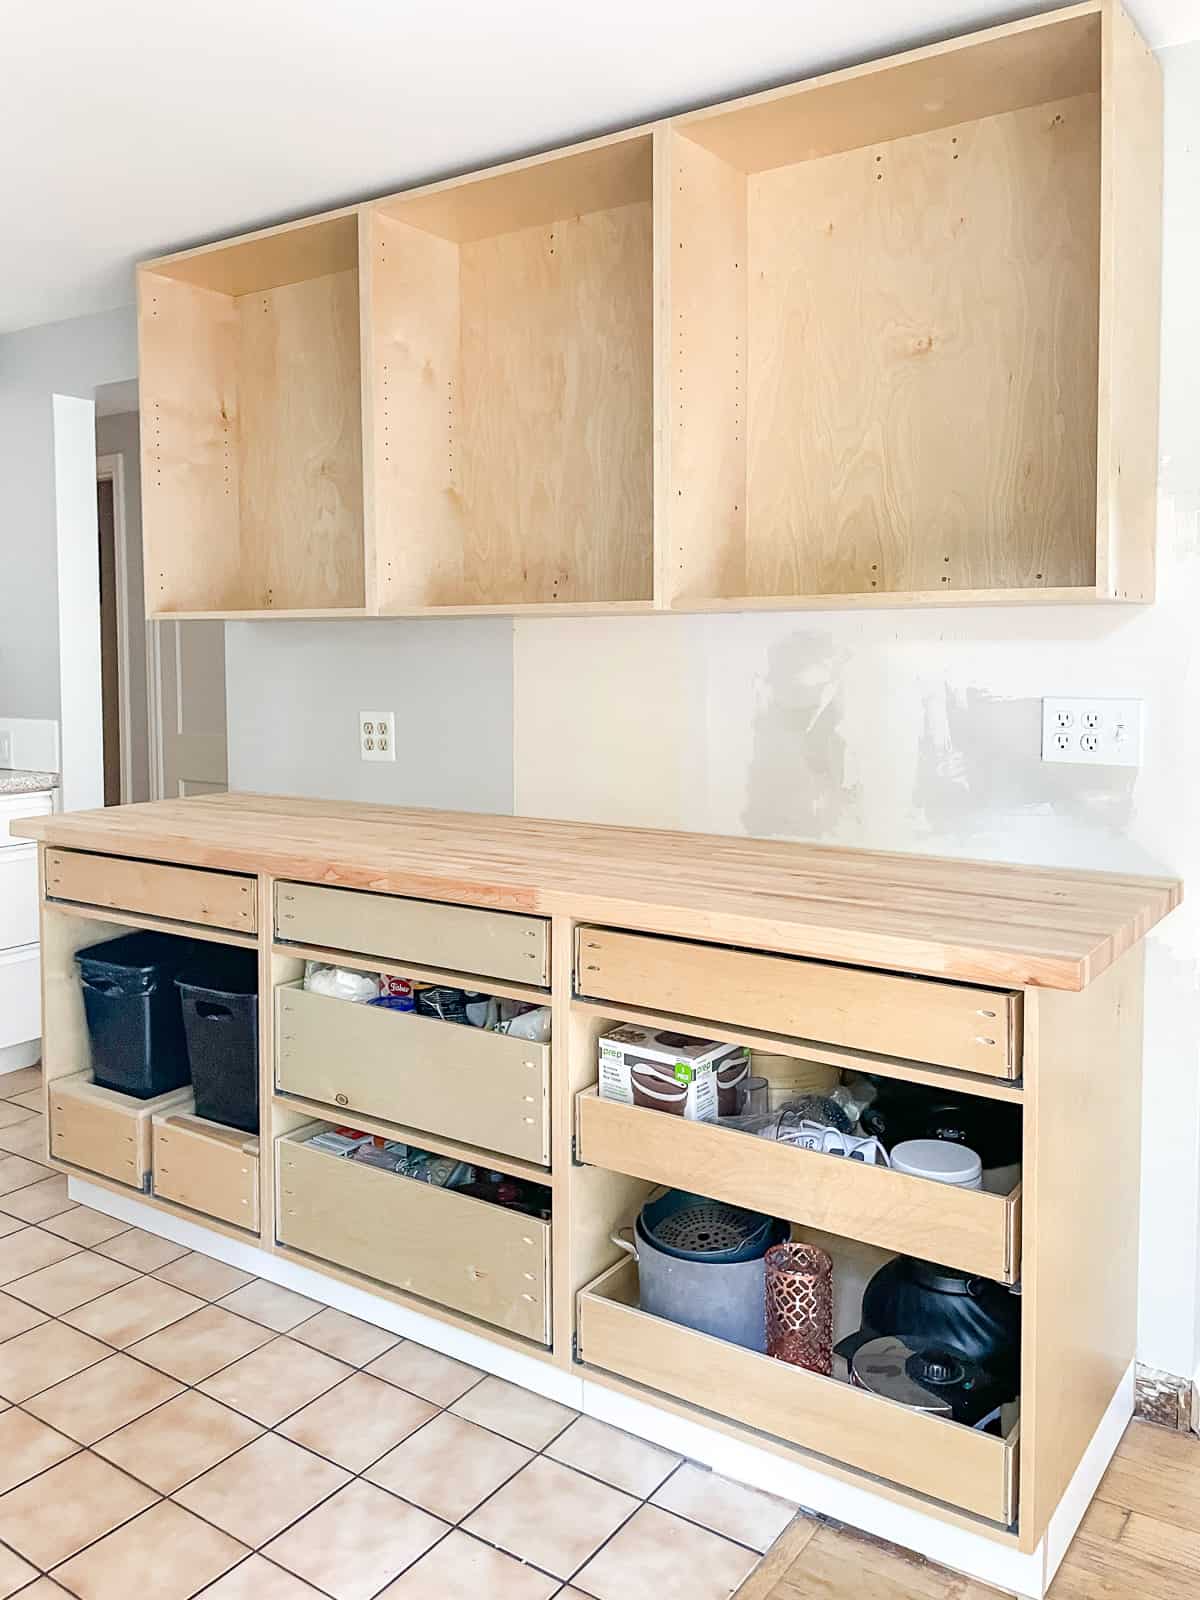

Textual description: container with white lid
[891,1138,983,1190]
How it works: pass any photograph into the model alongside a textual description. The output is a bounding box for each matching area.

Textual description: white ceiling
[3,0,1196,335]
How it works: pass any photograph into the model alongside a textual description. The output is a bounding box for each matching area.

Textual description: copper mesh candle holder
[764,1242,833,1373]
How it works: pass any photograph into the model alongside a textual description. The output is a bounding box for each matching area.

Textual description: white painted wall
[512,38,1200,1381]
[52,396,103,812]
[95,407,151,803]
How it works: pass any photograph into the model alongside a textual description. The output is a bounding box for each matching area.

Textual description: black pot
[860,1084,1021,1172]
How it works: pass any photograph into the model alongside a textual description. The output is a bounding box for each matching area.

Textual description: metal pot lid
[849,1336,959,1414]
[641,1192,772,1261]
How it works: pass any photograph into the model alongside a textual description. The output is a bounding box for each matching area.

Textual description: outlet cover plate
[1041,697,1143,767]
[359,711,396,763]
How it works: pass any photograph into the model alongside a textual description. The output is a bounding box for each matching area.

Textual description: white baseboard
[0,1039,41,1075]
[68,1180,1129,1599]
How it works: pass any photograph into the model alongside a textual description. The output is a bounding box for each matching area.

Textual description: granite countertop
[0,769,59,796]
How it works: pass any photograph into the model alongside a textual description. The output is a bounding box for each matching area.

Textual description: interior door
[151,620,228,797]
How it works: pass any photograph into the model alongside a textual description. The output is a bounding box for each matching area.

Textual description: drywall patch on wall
[743,630,861,840]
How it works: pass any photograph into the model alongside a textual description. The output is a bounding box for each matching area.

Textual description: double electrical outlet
[359,711,396,762]
[1041,698,1143,767]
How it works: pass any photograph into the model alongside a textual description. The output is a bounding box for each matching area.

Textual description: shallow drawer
[578,1257,1018,1524]
[576,1089,1020,1283]
[0,945,40,1053]
[276,881,549,987]
[153,1113,260,1232]
[577,927,1021,1078]
[276,1129,551,1343]
[275,982,550,1165]
[45,849,256,935]
[1,790,52,846]
[49,1073,193,1190]
[0,846,39,950]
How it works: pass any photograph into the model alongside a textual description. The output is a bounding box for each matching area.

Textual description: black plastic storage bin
[75,932,197,1098]
[176,952,260,1134]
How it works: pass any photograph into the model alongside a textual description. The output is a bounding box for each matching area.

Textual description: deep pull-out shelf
[575,1089,1021,1283]
[48,1074,193,1191]
[578,1256,1019,1525]
[152,1113,260,1233]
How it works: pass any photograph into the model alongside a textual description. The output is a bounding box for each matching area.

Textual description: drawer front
[153,1115,260,1232]
[0,847,39,949]
[579,1258,1017,1524]
[277,1133,551,1343]
[45,849,257,935]
[276,881,549,987]
[576,1090,1020,1283]
[577,928,1020,1078]
[0,945,41,1052]
[275,983,550,1165]
[48,1075,192,1189]
[1,791,52,847]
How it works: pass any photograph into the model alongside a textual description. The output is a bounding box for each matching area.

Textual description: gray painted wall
[224,620,514,813]
[0,307,137,717]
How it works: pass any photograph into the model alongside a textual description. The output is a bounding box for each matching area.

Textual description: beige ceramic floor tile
[94,1389,262,1493]
[547,1417,681,1499]
[366,1409,531,1523]
[94,1227,190,1272]
[0,1287,48,1341]
[366,1339,482,1406]
[197,1555,327,1598]
[463,1456,637,1580]
[0,1406,80,1492]
[0,1321,110,1402]
[174,1431,349,1548]
[0,1101,36,1129]
[9,1583,73,1599]
[450,1374,576,1449]
[217,1280,321,1332]
[40,1208,131,1247]
[5,1249,139,1314]
[263,1479,447,1600]
[290,1306,398,1367]
[573,1503,758,1600]
[128,1304,274,1384]
[0,1115,48,1162]
[7,1089,45,1113]
[0,1068,43,1099]
[0,1226,78,1284]
[64,1276,205,1346]
[651,1462,796,1553]
[24,1352,182,1445]
[198,1336,352,1426]
[0,1216,24,1240]
[0,1174,75,1223]
[278,1372,436,1472]
[0,1541,37,1598]
[377,1530,559,1600]
[153,1252,253,1301]
[0,1155,51,1196]
[0,1449,157,1567]
[52,1499,247,1600]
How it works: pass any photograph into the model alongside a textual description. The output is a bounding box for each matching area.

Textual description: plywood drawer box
[152,1113,260,1232]
[276,1128,551,1343]
[275,881,550,986]
[275,982,549,1165]
[576,1089,1020,1282]
[45,849,257,935]
[578,1257,1018,1524]
[576,927,1021,1078]
[48,1073,193,1190]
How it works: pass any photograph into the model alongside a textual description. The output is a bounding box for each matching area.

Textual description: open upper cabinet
[138,0,1162,620]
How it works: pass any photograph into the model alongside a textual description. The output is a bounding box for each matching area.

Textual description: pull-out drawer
[45,849,257,935]
[276,1128,551,1343]
[275,982,550,1165]
[576,928,1021,1079]
[0,846,39,949]
[0,945,41,1053]
[153,1114,260,1233]
[48,1073,193,1189]
[578,1257,1018,1525]
[576,1089,1020,1283]
[275,881,549,987]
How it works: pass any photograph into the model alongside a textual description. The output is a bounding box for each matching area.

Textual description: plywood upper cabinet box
[367,133,655,612]
[139,212,367,618]
[663,0,1161,608]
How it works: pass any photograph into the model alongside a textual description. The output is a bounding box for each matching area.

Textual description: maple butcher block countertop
[14,793,1180,992]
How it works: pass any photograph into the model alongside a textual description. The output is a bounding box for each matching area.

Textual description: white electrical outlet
[358,711,396,763]
[1041,698,1143,767]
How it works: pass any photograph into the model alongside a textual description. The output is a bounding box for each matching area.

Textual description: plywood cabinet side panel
[1019,943,1144,1552]
[138,271,242,614]
[370,213,465,609]
[666,133,748,603]
[456,203,654,605]
[746,94,1100,599]
[236,268,365,611]
[1095,0,1163,602]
